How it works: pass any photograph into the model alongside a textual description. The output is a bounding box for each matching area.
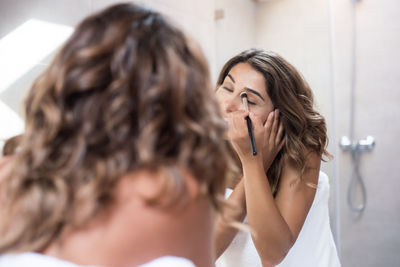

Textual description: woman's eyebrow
[226,74,264,101]
[245,87,265,101]
[227,74,235,83]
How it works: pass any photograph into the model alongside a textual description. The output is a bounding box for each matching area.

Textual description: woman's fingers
[227,110,249,139]
[228,110,267,158]
[248,112,263,129]
[263,111,274,140]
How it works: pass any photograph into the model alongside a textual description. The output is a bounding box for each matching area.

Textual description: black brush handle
[245,116,257,156]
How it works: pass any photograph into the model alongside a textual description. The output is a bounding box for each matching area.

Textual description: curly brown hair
[2,135,22,156]
[0,3,233,253]
[217,49,331,195]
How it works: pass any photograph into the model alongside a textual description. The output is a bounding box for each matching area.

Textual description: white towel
[0,252,195,267]
[216,171,341,267]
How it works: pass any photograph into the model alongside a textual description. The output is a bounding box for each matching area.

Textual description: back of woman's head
[0,3,231,253]
[217,49,330,194]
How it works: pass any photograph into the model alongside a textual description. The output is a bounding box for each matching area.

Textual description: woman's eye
[222,86,233,92]
[248,100,257,105]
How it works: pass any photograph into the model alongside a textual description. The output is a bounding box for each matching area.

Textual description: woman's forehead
[227,63,267,95]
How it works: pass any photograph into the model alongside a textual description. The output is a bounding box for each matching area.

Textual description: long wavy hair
[0,3,234,253]
[217,49,330,195]
[2,135,21,156]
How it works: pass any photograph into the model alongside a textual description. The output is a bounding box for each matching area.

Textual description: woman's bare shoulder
[280,149,321,187]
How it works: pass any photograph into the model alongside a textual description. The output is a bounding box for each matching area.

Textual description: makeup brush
[240,92,257,156]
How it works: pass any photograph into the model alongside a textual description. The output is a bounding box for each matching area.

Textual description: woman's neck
[44,170,216,267]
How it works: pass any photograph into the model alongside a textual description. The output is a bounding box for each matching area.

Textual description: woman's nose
[224,96,241,113]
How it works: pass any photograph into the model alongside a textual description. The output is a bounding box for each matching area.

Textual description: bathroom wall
[214,0,256,79]
[332,0,400,266]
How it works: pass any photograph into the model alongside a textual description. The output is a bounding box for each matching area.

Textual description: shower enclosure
[330,0,400,265]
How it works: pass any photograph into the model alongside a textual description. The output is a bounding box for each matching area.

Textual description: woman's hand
[262,109,285,171]
[226,110,265,162]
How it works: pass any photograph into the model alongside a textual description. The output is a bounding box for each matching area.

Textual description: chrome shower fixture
[340,135,375,214]
[339,136,375,152]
